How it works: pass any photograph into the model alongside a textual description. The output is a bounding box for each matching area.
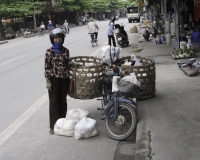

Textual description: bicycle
[90,33,97,47]
[39,28,45,37]
[97,53,138,140]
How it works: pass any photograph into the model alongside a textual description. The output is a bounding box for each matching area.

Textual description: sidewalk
[131,27,200,160]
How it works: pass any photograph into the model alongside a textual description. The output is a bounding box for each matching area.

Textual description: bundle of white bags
[100,45,120,66]
[54,108,98,140]
[121,72,141,87]
[124,54,142,66]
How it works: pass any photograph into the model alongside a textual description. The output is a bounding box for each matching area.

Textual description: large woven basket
[121,56,156,100]
[69,56,104,99]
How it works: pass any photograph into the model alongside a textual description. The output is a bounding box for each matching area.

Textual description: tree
[0,0,45,38]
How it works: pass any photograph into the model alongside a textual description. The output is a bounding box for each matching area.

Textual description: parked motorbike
[98,46,138,140]
[114,22,129,47]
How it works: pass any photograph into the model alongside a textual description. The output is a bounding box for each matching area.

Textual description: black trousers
[108,35,116,47]
[94,32,98,39]
[48,77,69,129]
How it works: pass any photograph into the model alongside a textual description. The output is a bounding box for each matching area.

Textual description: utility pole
[32,0,37,29]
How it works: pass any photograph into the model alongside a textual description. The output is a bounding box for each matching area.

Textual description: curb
[0,40,8,45]
[135,122,151,160]
[23,34,40,38]
[134,24,151,160]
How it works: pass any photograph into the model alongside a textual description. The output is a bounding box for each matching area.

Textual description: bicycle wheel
[105,102,137,140]
[91,41,95,47]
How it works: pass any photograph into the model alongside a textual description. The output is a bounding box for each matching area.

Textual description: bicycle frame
[90,33,95,41]
[101,84,137,121]
[101,66,137,121]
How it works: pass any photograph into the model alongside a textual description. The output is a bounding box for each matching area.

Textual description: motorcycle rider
[63,20,69,33]
[44,28,78,135]
[39,22,45,36]
[48,20,53,31]
[107,17,116,47]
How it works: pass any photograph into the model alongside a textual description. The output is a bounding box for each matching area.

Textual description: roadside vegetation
[0,0,142,39]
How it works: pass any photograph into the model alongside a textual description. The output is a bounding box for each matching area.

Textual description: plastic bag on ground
[74,117,98,140]
[67,109,90,123]
[54,118,76,136]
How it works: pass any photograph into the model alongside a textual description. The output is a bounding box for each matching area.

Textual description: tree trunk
[173,0,185,34]
[153,0,161,20]
[0,18,5,40]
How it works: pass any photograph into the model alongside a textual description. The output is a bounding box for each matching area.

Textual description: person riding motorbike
[48,20,53,31]
[39,22,45,36]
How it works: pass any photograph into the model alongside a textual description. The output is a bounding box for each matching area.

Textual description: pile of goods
[54,108,98,140]
[177,58,200,77]
[171,44,195,59]
[121,55,156,100]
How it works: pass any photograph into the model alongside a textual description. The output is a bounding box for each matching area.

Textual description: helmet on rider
[49,28,66,44]
[111,17,116,21]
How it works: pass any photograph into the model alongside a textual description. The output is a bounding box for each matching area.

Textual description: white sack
[67,109,89,123]
[100,45,120,65]
[124,61,132,66]
[131,54,142,66]
[121,72,141,87]
[54,118,76,136]
[74,117,98,140]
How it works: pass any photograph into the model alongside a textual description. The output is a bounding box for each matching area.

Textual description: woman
[44,28,77,135]
[107,17,116,47]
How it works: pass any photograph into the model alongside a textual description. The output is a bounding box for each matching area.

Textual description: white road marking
[0,93,48,147]
[0,55,24,65]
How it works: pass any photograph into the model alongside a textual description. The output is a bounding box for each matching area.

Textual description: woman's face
[54,37,62,42]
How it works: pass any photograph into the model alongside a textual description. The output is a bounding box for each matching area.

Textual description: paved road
[0,18,139,160]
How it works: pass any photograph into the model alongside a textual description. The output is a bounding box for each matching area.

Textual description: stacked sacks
[74,117,98,140]
[54,108,98,140]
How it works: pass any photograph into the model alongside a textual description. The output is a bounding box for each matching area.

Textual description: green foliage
[0,0,129,18]
[0,0,46,18]
[92,0,110,12]
[127,0,139,7]
[4,27,14,34]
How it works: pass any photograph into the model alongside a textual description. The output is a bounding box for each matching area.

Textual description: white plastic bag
[100,45,120,65]
[67,109,89,124]
[119,72,141,97]
[124,61,132,66]
[54,118,76,136]
[74,117,98,140]
[130,73,141,87]
[121,72,141,87]
[131,54,142,66]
